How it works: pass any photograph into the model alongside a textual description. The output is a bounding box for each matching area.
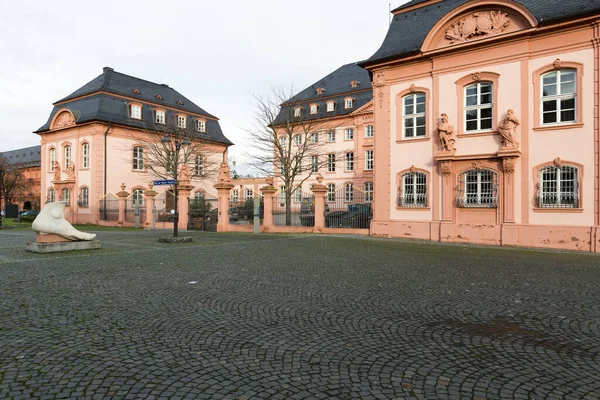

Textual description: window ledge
[132,169,148,173]
[396,206,431,211]
[533,207,583,213]
[533,123,584,132]
[457,131,495,138]
[396,137,430,144]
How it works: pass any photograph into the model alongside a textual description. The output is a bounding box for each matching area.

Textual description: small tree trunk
[285,192,292,226]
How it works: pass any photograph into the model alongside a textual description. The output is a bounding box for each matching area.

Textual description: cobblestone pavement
[1,229,599,400]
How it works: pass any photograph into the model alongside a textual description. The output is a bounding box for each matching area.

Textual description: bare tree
[246,86,344,225]
[0,157,28,207]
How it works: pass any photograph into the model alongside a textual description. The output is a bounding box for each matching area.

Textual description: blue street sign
[153,179,176,185]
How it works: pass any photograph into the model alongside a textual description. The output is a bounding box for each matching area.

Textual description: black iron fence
[99,195,119,221]
[325,187,372,229]
[273,191,313,226]
[188,196,218,231]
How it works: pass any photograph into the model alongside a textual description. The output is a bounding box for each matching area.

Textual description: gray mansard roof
[0,145,41,168]
[274,63,372,125]
[34,67,233,146]
[362,0,600,66]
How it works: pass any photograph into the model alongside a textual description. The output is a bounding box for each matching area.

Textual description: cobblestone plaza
[1,230,599,399]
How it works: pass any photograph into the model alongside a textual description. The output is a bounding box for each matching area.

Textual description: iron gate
[325,187,372,229]
[187,195,218,231]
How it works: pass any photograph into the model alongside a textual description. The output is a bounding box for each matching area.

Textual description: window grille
[456,169,498,208]
[398,172,427,207]
[537,165,579,208]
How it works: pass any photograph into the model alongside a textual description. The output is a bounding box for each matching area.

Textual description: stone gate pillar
[116,183,129,227]
[311,174,327,230]
[260,178,277,231]
[144,183,157,228]
[178,184,194,230]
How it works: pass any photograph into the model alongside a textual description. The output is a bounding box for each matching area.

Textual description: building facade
[360,0,600,251]
[35,67,232,226]
[272,64,375,210]
[0,145,41,212]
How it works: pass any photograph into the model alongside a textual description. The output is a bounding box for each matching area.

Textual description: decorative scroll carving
[553,58,562,68]
[503,157,515,184]
[377,92,384,110]
[445,11,510,44]
[409,165,417,173]
[438,113,456,152]
[472,72,482,82]
[440,162,452,184]
[409,84,416,93]
[497,109,520,149]
[553,157,563,167]
[471,160,483,170]
[55,112,75,128]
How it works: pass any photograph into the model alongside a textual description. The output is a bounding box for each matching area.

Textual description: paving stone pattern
[1,230,599,399]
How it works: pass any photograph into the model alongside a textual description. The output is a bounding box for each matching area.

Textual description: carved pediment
[421,3,537,52]
[52,111,76,129]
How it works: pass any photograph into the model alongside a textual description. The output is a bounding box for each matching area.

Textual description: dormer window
[316,87,326,95]
[155,110,165,124]
[130,104,141,119]
[326,101,335,112]
[344,98,355,109]
[156,94,163,100]
[351,80,360,88]
[310,104,318,114]
[197,119,206,132]
[294,107,302,117]
[177,115,186,128]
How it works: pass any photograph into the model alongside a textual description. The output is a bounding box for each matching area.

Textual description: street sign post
[153,180,176,185]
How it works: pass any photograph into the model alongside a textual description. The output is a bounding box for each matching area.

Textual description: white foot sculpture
[32,202,96,241]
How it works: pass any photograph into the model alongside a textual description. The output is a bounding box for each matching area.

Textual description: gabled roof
[362,0,600,66]
[274,63,373,125]
[34,68,233,146]
[0,145,41,167]
[56,67,216,118]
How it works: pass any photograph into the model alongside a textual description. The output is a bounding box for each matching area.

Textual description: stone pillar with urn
[310,174,327,230]
[260,177,277,231]
[116,183,129,227]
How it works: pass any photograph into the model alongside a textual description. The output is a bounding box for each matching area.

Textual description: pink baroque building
[273,64,375,208]
[34,67,232,226]
[359,0,600,252]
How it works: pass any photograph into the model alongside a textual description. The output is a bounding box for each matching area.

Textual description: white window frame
[327,130,336,142]
[82,143,89,169]
[311,155,319,173]
[177,115,186,128]
[365,150,373,170]
[344,98,355,109]
[195,155,204,176]
[48,188,55,203]
[541,69,577,125]
[366,125,374,138]
[64,145,71,169]
[310,104,318,114]
[133,146,145,171]
[345,128,354,140]
[327,184,335,202]
[294,187,302,202]
[345,152,354,171]
[310,132,318,143]
[155,110,165,124]
[403,93,426,138]
[345,183,354,202]
[399,172,427,207]
[279,186,286,202]
[327,154,336,172]
[464,82,493,132]
[132,188,144,206]
[538,165,579,208]
[457,169,498,208]
[294,135,302,145]
[294,107,301,117]
[364,182,373,202]
[80,187,89,206]
[130,104,141,119]
[231,189,239,202]
[49,148,56,170]
[62,188,71,204]
[197,120,206,132]
[279,136,288,147]
[245,188,253,199]
[326,101,335,112]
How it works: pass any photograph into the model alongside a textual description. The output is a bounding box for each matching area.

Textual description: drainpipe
[103,122,111,220]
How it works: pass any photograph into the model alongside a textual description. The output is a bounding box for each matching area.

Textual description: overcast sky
[0,0,408,174]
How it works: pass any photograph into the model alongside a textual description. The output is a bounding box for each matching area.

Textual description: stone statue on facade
[53,161,61,181]
[438,113,456,152]
[497,109,520,148]
[66,163,75,180]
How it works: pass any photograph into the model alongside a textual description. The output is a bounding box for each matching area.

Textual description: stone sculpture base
[26,239,102,253]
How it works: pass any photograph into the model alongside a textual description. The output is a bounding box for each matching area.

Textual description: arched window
[364,182,373,203]
[132,188,144,206]
[403,93,426,138]
[541,69,576,125]
[64,145,72,168]
[537,165,579,208]
[81,142,90,168]
[62,188,71,204]
[79,187,89,206]
[194,191,204,200]
[48,188,56,203]
[398,172,427,207]
[327,184,335,202]
[133,146,144,171]
[456,169,498,208]
[465,82,493,132]
[345,183,354,202]
[49,148,56,170]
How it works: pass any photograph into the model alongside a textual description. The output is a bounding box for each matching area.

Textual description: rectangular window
[133,146,144,171]
[327,184,335,202]
[197,120,206,132]
[465,83,493,132]
[49,148,56,170]
[82,143,89,168]
[294,188,302,202]
[80,187,89,206]
[365,150,373,170]
[279,136,288,147]
[457,169,498,207]
[280,187,286,202]
[195,155,204,176]
[399,172,427,207]
[64,145,71,169]
[294,135,302,145]
[231,189,239,202]
[48,188,55,203]
[542,69,577,125]
[327,130,336,142]
[130,105,141,119]
[246,189,253,199]
[345,128,354,140]
[538,165,579,208]
[310,104,318,114]
[366,125,374,138]
[327,102,335,112]
[310,132,318,143]
[364,182,373,202]
[345,184,354,202]
[345,152,354,171]
[177,115,186,128]
[294,107,301,117]
[311,155,318,172]
[327,154,336,172]
[155,110,165,124]
[344,98,354,108]
[403,93,426,138]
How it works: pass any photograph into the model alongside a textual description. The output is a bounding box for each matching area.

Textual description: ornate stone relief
[409,165,417,173]
[373,73,386,110]
[503,157,515,184]
[471,160,483,170]
[409,84,416,93]
[55,112,75,128]
[553,157,563,167]
[553,58,562,68]
[497,109,520,149]
[471,72,482,82]
[438,113,456,152]
[66,163,75,180]
[53,161,61,181]
[440,162,452,184]
[445,11,511,44]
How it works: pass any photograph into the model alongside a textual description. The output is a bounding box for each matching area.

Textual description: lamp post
[161,135,191,237]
